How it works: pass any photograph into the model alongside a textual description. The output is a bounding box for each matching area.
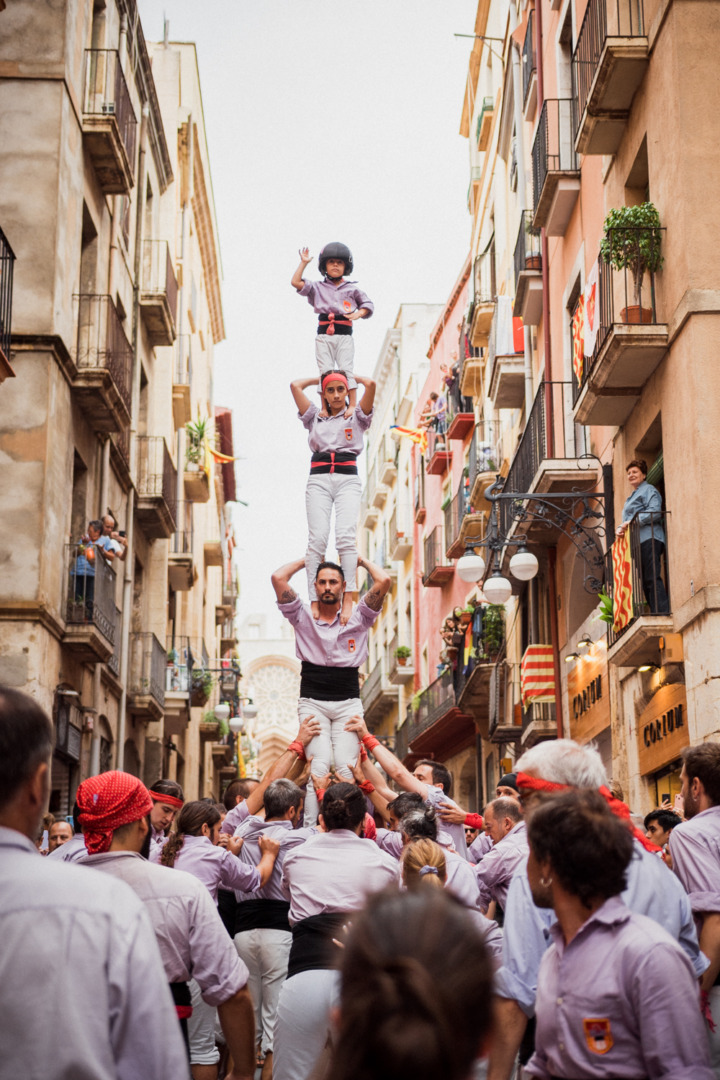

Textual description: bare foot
[340,592,353,625]
[343,406,353,419]
[311,601,320,620]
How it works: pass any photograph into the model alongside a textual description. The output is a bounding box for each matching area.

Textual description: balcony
[446,361,475,440]
[500,382,599,543]
[444,479,487,560]
[63,543,117,663]
[0,227,16,382]
[468,247,496,350]
[72,295,132,432]
[426,430,452,476]
[360,656,399,728]
[109,426,132,490]
[468,422,502,511]
[522,10,537,118]
[106,606,122,681]
[521,701,558,747]
[389,505,413,560]
[487,300,525,410]
[458,613,507,738]
[128,632,166,722]
[173,335,192,429]
[136,436,177,539]
[403,670,474,759]
[360,493,380,530]
[218,573,239,623]
[169,502,195,592]
[476,96,495,151]
[423,525,454,587]
[140,241,178,347]
[387,634,414,686]
[532,99,580,236]
[572,0,648,155]
[81,50,137,194]
[572,230,668,426]
[204,540,223,567]
[378,433,398,486]
[606,511,672,667]
[513,212,543,326]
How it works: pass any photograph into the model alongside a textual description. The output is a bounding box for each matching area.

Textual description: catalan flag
[390,425,428,456]
[520,644,556,707]
[611,532,634,631]
[572,294,585,385]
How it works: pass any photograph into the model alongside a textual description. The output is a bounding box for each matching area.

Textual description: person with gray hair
[233,779,315,1079]
[398,806,481,910]
[486,738,708,1080]
[475,797,527,915]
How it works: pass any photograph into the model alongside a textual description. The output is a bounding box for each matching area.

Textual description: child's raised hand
[299,247,313,264]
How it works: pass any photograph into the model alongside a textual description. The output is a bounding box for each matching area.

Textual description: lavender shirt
[0,828,188,1080]
[281,829,399,924]
[299,277,374,320]
[468,831,493,864]
[46,832,87,862]
[669,805,720,926]
[278,595,379,669]
[233,816,315,903]
[375,829,478,904]
[149,833,260,903]
[425,785,469,860]
[475,821,528,911]
[220,798,251,836]
[526,897,713,1080]
[299,402,373,456]
[82,851,248,1006]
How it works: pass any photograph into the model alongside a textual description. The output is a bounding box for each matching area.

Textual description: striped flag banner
[390,425,428,456]
[572,294,585,385]
[521,645,556,707]
[611,531,634,631]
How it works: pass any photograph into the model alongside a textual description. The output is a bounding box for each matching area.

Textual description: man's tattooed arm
[364,584,384,611]
[271,558,305,603]
[279,587,297,605]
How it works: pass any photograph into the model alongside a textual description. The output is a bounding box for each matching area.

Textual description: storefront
[567,645,611,772]
[636,683,688,804]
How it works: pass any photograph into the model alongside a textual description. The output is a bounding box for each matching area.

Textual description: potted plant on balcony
[394,645,412,667]
[525,217,542,270]
[477,603,505,661]
[190,667,214,707]
[185,413,210,472]
[599,202,663,324]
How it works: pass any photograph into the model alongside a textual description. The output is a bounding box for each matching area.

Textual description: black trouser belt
[310,451,358,475]
[235,898,292,935]
[287,911,348,979]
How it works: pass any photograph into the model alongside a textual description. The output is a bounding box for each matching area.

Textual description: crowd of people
[1,244,716,1080]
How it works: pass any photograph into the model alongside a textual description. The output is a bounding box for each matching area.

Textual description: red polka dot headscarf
[77,771,154,855]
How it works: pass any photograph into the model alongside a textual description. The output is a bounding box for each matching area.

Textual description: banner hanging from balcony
[390,425,428,456]
[571,295,585,384]
[583,261,600,357]
[611,532,634,632]
[521,645,556,706]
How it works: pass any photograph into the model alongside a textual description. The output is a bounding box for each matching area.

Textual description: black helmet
[318,242,353,276]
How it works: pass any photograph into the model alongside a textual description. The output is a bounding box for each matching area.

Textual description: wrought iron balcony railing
[82,50,137,185]
[572,0,646,141]
[513,210,542,293]
[129,632,166,707]
[74,294,133,412]
[65,542,116,644]
[422,525,454,586]
[532,99,578,221]
[605,510,670,648]
[0,227,16,364]
[136,436,178,533]
[522,10,536,106]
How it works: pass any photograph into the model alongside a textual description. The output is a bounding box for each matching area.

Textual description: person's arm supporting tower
[356,555,391,614]
[355,375,376,416]
[271,557,305,606]
[290,377,319,416]
[345,712,426,797]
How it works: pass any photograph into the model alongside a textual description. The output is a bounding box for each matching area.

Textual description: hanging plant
[596,589,614,626]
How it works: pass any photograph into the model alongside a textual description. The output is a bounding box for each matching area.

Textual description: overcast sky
[138,0,476,628]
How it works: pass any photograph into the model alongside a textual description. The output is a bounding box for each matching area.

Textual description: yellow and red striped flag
[390,425,428,456]
[572,294,585,384]
[521,645,556,707]
[611,532,634,631]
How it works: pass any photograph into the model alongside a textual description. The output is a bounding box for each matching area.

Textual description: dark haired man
[475,797,527,914]
[645,806,682,848]
[223,777,260,812]
[669,743,720,1071]
[616,458,669,613]
[271,554,390,825]
[0,686,187,1079]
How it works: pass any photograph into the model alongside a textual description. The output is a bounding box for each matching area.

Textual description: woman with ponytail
[290,370,375,623]
[273,782,398,1080]
[326,888,494,1080]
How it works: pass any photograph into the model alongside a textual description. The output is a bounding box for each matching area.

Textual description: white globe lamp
[214,701,231,723]
[228,715,244,735]
[509,549,539,581]
[456,551,486,583]
[243,703,258,721]
[483,572,513,605]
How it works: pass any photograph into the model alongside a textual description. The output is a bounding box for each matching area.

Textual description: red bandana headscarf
[516,772,660,853]
[149,790,184,809]
[77,771,154,855]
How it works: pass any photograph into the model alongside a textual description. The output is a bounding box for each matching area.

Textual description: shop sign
[636,684,689,776]
[567,646,610,743]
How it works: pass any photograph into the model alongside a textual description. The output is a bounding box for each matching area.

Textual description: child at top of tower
[291,242,374,418]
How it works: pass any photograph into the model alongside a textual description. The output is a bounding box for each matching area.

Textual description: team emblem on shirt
[348,639,356,653]
[345,427,353,441]
[343,299,352,312]
[583,1018,613,1054]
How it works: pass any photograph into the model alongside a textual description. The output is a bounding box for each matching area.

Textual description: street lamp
[483,570,513,605]
[214,701,231,723]
[456,551,486,582]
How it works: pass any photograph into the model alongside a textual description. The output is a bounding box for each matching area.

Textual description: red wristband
[464,813,484,830]
[287,740,306,761]
[359,744,368,762]
[358,780,375,795]
[361,734,380,751]
[316,787,326,801]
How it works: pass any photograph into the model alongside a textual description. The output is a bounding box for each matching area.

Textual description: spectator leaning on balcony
[71,519,121,618]
[616,458,669,614]
[103,511,129,562]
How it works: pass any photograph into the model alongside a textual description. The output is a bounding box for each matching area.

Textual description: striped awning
[521,644,556,707]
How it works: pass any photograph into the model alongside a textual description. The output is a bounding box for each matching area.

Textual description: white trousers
[305,473,362,596]
[234,927,292,1056]
[298,697,362,828]
[273,969,340,1080]
[187,977,220,1065]
[315,335,356,388]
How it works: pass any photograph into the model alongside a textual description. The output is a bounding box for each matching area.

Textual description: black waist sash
[310,450,358,475]
[169,981,192,1058]
[235,898,292,935]
[287,911,348,979]
[317,313,353,336]
[300,660,360,701]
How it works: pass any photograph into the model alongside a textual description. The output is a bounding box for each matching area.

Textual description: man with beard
[669,744,720,1074]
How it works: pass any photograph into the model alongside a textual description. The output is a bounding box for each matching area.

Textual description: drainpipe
[511,16,534,420]
[115,103,150,769]
[88,436,112,775]
[175,114,193,579]
[534,4,562,736]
